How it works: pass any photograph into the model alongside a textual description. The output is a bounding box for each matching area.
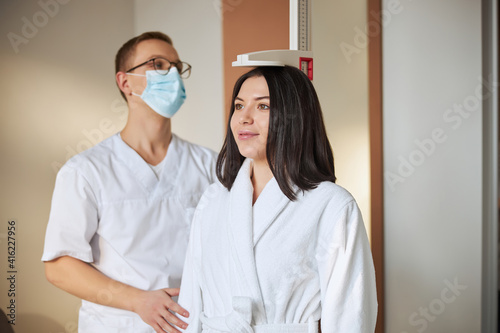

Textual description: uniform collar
[112,133,180,194]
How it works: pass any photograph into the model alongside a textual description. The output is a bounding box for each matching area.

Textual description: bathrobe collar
[228,159,294,321]
[252,177,295,246]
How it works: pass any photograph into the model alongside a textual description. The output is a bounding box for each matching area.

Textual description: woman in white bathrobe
[176,66,377,333]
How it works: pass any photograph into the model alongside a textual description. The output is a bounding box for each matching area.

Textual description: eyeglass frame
[125,57,192,78]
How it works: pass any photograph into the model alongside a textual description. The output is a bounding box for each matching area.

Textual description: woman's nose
[238,109,253,124]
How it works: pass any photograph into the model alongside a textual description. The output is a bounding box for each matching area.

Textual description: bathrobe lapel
[227,159,293,323]
[228,159,264,319]
[252,177,293,246]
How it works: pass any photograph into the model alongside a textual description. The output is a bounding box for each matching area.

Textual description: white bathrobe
[178,159,377,333]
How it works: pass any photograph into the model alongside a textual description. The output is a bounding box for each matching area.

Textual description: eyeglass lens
[152,58,191,79]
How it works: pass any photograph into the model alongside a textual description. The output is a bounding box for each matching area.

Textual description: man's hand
[45,257,190,332]
[133,288,189,333]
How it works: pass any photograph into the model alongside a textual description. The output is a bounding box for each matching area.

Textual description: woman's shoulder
[311,181,356,205]
[312,182,366,249]
[194,181,228,211]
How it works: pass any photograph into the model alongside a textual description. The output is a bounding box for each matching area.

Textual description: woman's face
[230,76,270,165]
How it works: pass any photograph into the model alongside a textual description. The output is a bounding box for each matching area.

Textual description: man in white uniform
[42,31,217,333]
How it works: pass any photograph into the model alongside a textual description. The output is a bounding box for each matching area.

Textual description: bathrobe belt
[199,297,319,333]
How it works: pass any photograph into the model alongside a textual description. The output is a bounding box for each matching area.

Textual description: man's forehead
[133,39,179,61]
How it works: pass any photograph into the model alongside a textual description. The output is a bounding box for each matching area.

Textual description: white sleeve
[316,199,378,332]
[176,215,203,333]
[41,165,98,263]
[205,148,218,184]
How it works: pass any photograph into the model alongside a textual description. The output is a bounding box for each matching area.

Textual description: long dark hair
[216,66,336,200]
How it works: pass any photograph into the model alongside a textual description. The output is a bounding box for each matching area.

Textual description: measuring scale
[231,0,314,80]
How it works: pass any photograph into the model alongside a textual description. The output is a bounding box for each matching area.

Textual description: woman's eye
[258,104,270,110]
[234,104,244,110]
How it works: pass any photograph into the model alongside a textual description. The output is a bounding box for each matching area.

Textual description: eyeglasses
[126,57,192,79]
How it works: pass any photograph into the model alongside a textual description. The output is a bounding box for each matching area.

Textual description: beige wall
[312,1,371,236]
[0,1,131,332]
[134,0,224,151]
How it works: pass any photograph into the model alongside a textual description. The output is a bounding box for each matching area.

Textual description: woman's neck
[251,161,274,204]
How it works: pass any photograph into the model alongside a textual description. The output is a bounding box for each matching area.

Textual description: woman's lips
[237,130,258,140]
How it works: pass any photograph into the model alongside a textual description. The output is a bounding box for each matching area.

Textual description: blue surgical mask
[127,68,186,118]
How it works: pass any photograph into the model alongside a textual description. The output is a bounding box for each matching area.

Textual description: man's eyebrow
[144,55,179,62]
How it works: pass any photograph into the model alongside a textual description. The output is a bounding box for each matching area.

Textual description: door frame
[367,1,384,332]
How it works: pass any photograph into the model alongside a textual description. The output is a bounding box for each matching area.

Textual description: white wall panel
[383,1,482,332]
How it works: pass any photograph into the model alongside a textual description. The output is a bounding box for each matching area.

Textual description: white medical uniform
[178,159,377,333]
[42,133,217,333]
